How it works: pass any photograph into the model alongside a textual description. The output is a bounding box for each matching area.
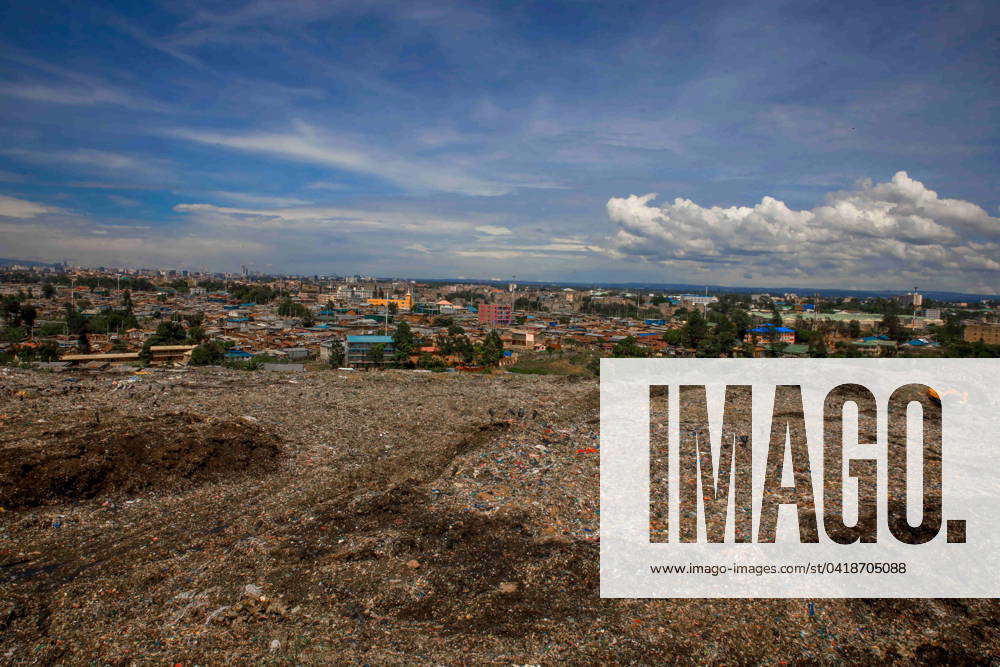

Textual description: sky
[0,0,997,292]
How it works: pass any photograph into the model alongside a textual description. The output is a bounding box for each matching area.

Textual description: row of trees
[229,284,280,304]
[323,321,505,371]
[277,298,314,325]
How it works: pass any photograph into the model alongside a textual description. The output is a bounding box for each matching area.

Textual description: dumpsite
[1,366,996,664]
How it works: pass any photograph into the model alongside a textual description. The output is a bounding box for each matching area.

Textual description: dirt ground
[0,366,996,664]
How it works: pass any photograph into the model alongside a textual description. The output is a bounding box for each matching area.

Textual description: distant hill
[416,277,998,303]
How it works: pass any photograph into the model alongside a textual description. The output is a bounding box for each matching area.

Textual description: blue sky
[0,0,997,291]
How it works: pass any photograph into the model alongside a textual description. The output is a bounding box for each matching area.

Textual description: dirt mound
[0,412,280,509]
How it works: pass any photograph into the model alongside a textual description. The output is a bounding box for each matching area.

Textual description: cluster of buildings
[0,266,997,368]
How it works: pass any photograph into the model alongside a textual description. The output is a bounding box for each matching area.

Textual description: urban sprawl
[1,264,998,373]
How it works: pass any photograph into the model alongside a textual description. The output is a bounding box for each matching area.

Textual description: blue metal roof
[347,335,393,343]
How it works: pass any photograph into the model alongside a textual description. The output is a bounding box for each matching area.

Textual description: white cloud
[208,191,312,207]
[605,171,1000,288]
[107,195,141,207]
[0,195,57,218]
[0,208,268,269]
[170,123,510,196]
[474,224,512,235]
[0,83,163,110]
[3,148,169,173]
[173,201,498,236]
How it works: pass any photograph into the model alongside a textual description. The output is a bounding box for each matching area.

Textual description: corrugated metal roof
[346,335,394,343]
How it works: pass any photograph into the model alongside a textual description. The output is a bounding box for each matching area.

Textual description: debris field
[0,367,996,663]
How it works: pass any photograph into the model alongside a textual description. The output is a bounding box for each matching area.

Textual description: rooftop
[346,335,394,343]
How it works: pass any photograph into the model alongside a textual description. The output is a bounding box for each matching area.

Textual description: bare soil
[0,413,280,509]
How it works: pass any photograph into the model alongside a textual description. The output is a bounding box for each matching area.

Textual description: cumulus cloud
[605,171,999,288]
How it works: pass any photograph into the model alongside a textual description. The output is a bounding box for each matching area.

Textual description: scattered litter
[242,584,263,598]
[499,582,519,594]
[0,367,988,664]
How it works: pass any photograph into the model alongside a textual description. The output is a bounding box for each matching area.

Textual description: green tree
[367,342,386,367]
[417,352,446,370]
[20,304,37,330]
[1,296,21,326]
[881,313,904,341]
[189,340,226,365]
[37,321,64,336]
[277,298,296,317]
[154,320,187,343]
[36,341,61,362]
[277,298,311,320]
[42,283,55,299]
[88,309,138,335]
[808,335,828,357]
[662,329,683,346]
[327,342,345,368]
[139,320,187,362]
[77,330,91,353]
[698,318,738,357]
[392,321,416,364]
[681,310,709,349]
[937,312,964,344]
[848,319,862,339]
[182,311,204,327]
[480,330,504,366]
[612,335,648,358]
[0,326,26,343]
[186,325,207,343]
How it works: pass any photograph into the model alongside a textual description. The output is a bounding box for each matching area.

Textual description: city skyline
[0,1,997,292]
